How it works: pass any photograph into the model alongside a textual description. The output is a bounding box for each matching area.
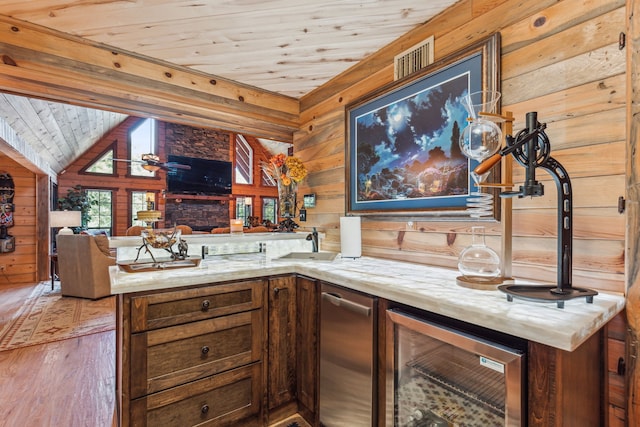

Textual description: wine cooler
[386,309,526,426]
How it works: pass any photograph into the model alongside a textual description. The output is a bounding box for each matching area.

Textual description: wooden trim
[36,174,49,281]
[627,0,640,422]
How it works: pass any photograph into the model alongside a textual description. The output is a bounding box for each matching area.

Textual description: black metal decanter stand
[477,112,597,308]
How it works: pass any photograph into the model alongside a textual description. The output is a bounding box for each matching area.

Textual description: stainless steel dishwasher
[320,283,377,426]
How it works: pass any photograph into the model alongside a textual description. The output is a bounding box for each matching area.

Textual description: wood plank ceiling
[0,0,459,174]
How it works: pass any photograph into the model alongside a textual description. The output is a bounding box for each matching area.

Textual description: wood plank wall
[0,0,633,419]
[57,117,169,236]
[296,0,626,295]
[57,118,278,236]
[0,154,36,284]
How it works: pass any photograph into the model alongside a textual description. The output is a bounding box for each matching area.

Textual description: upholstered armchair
[56,234,116,299]
[175,224,192,235]
[125,225,146,236]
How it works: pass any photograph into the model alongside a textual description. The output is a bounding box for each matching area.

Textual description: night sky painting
[355,74,469,200]
[348,51,483,213]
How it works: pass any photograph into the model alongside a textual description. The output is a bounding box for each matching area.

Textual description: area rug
[0,282,115,351]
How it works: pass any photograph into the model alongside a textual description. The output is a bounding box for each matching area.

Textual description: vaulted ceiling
[0,0,459,174]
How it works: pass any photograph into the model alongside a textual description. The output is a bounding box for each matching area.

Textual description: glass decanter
[458,226,501,281]
[458,90,503,165]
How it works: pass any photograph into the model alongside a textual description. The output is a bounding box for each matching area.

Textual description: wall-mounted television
[166,155,232,195]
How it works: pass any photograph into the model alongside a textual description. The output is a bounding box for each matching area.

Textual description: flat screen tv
[166,155,232,195]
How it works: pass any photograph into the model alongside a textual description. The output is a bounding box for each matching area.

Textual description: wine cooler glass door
[386,309,525,427]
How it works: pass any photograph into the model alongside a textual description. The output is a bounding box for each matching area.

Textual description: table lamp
[136,209,162,228]
[230,219,244,234]
[50,210,82,235]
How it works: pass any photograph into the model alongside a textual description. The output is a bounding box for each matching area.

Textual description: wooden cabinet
[129,309,263,397]
[528,332,603,427]
[266,274,319,426]
[129,280,263,332]
[116,274,610,427]
[267,275,297,415]
[296,276,319,424]
[118,279,265,426]
[606,312,627,427]
[130,363,263,427]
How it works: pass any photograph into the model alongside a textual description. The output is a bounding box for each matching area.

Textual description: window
[85,148,115,174]
[235,134,253,184]
[86,189,113,235]
[262,197,277,224]
[235,197,252,225]
[130,118,156,177]
[130,191,149,227]
[262,168,277,187]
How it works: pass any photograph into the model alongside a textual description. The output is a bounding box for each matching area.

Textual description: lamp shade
[50,210,82,235]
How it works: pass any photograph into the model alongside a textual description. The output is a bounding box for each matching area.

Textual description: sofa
[56,234,116,299]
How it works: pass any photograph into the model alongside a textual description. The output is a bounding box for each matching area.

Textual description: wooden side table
[50,253,58,290]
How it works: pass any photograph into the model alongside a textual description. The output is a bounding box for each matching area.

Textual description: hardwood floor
[0,282,116,427]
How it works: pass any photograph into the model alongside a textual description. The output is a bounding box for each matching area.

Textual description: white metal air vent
[394,36,435,80]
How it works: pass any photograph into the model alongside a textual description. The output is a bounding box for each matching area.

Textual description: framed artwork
[345,33,501,219]
[303,193,316,208]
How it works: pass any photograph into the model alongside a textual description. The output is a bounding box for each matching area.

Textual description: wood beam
[0,15,299,142]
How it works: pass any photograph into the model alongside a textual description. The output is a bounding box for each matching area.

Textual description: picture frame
[345,33,501,220]
[303,193,316,208]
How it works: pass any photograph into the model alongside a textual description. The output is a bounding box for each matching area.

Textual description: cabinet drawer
[130,279,264,332]
[131,309,263,397]
[130,363,262,427]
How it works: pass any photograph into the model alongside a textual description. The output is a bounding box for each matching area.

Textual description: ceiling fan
[111,153,191,172]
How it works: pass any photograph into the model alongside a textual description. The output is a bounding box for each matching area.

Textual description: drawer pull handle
[274,287,280,294]
[201,404,209,414]
[618,357,626,375]
[201,300,210,311]
[201,346,210,355]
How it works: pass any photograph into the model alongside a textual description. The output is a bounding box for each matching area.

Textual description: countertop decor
[262,153,308,232]
[109,253,625,352]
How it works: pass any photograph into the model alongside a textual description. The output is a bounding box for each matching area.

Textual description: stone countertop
[109,253,625,352]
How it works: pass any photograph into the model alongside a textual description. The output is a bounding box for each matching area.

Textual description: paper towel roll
[340,216,361,258]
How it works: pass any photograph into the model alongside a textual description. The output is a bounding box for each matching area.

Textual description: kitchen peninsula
[110,253,625,426]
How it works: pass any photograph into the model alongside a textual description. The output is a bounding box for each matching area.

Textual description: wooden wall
[57,116,166,236]
[296,0,626,295]
[0,154,37,284]
[0,0,632,418]
[57,118,278,235]
[232,134,284,219]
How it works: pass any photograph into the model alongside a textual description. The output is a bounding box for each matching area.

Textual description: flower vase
[277,180,299,232]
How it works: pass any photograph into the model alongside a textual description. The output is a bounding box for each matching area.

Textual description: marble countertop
[109,253,625,352]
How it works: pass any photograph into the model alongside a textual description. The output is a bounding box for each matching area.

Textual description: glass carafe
[458,226,500,281]
[459,91,502,167]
